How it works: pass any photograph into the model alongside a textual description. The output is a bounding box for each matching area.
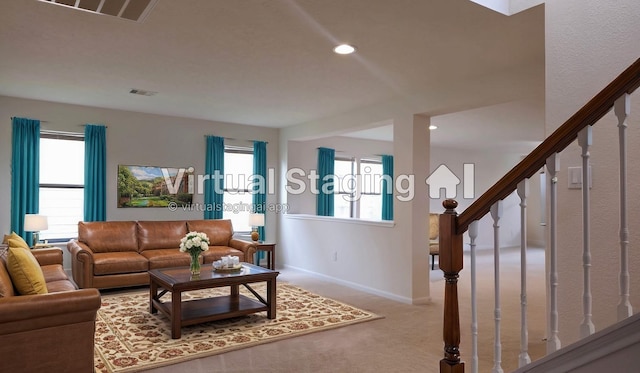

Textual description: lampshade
[24,214,48,231]
[248,213,265,227]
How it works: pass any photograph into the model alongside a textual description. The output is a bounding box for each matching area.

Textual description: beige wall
[275,49,545,302]
[279,111,431,304]
[546,0,640,345]
[0,95,279,269]
[429,146,541,250]
[286,136,394,215]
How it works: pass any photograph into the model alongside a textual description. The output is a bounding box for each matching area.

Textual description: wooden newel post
[440,199,465,373]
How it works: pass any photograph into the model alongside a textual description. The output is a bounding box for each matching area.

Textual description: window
[359,160,383,220]
[223,147,253,232]
[334,158,355,218]
[39,132,84,241]
[333,158,383,220]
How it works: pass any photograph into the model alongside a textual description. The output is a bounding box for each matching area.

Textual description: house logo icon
[426,164,475,199]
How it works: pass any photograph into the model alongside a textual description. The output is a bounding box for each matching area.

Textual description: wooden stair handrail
[456,57,640,234]
[440,58,640,373]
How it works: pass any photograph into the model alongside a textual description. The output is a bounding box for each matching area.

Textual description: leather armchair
[0,248,101,373]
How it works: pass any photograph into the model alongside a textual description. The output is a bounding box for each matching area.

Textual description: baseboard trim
[283,264,423,304]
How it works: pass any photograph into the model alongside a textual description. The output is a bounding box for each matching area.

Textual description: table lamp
[24,214,48,247]
[248,213,265,242]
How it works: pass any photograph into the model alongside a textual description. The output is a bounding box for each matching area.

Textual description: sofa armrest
[32,247,64,266]
[67,239,95,289]
[229,239,257,264]
[0,288,101,334]
[0,288,101,373]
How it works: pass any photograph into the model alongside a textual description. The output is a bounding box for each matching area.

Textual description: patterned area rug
[94,283,382,372]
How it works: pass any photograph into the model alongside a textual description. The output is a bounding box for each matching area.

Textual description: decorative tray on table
[213,264,243,272]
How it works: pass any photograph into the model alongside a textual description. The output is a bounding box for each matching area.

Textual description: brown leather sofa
[0,247,101,373]
[67,219,257,289]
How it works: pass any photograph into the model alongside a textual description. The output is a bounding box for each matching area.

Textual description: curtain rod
[203,135,268,144]
[317,147,344,152]
[10,117,49,123]
[78,124,108,128]
[8,118,109,128]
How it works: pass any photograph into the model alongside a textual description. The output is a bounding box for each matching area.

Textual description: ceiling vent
[129,89,157,96]
[38,0,158,23]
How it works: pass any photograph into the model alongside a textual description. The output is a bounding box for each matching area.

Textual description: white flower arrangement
[179,231,210,254]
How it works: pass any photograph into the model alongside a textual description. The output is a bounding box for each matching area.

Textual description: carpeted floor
[123,246,546,372]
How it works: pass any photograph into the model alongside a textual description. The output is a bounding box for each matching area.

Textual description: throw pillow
[6,247,48,295]
[6,232,30,249]
[0,259,15,298]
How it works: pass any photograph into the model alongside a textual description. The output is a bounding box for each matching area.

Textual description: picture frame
[117,164,193,208]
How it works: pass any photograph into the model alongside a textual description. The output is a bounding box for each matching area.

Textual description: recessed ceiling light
[333,44,356,55]
[429,125,438,130]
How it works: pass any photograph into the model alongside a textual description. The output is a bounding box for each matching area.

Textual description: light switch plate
[568,166,592,189]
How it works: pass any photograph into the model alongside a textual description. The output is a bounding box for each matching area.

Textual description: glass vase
[189,251,201,275]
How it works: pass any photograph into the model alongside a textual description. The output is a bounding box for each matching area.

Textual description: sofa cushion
[93,252,149,275]
[79,221,138,253]
[201,246,245,264]
[138,221,187,251]
[41,264,70,283]
[141,249,193,269]
[187,220,233,246]
[6,247,48,295]
[46,280,78,293]
[0,254,15,298]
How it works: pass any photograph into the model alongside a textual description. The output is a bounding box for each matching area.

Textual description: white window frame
[223,146,254,233]
[334,157,356,218]
[358,159,383,220]
[39,131,85,242]
[334,157,383,220]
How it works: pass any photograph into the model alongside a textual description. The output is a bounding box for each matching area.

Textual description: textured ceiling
[0,0,545,148]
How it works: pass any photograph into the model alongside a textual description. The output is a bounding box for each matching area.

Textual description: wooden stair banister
[440,200,465,373]
[439,57,640,373]
[456,58,640,234]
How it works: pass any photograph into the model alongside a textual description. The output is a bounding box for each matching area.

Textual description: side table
[254,242,276,270]
[32,244,56,250]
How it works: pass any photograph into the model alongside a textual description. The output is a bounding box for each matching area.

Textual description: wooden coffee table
[149,263,279,339]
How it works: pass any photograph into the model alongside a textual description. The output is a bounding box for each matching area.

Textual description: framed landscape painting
[117,164,193,208]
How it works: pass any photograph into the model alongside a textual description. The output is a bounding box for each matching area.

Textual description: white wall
[0,95,279,269]
[286,136,394,215]
[279,111,431,304]
[545,0,640,345]
[274,48,544,303]
[280,215,403,299]
[429,145,533,250]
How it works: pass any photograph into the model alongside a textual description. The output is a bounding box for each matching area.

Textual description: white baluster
[615,93,633,321]
[469,220,479,373]
[546,154,561,353]
[517,180,531,367]
[578,126,596,338]
[96,0,106,13]
[491,201,504,373]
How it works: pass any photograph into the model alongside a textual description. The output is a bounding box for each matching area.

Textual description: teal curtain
[316,147,335,216]
[381,155,394,221]
[84,124,107,222]
[11,117,40,242]
[253,141,267,241]
[205,136,224,219]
